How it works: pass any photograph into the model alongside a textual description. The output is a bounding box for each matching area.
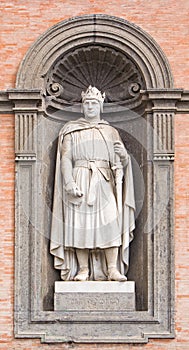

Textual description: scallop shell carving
[46,45,145,104]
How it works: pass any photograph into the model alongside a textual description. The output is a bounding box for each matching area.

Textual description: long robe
[50,118,135,280]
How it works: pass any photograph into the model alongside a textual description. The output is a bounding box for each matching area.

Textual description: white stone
[55,281,135,293]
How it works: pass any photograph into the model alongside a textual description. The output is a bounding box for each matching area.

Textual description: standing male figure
[50,86,135,281]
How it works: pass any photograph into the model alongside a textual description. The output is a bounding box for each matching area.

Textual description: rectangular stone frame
[12,89,180,343]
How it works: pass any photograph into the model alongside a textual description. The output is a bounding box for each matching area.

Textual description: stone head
[81,86,105,120]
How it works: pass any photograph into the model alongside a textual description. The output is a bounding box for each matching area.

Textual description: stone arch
[16,14,173,90]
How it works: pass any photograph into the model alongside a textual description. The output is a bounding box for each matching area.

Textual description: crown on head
[81,86,105,103]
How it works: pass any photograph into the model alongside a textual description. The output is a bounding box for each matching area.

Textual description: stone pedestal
[54,281,135,312]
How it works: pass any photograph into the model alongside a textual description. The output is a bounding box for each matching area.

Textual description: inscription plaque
[54,281,135,312]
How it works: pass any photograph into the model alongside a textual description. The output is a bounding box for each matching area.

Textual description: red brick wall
[0,1,189,349]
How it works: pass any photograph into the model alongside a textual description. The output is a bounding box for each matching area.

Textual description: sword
[112,153,124,229]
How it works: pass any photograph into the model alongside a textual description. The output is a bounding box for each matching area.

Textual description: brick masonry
[0,0,189,349]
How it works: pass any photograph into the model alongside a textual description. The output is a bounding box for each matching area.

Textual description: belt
[74,159,110,169]
[74,160,110,205]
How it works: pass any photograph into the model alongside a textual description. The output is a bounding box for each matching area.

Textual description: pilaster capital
[8,89,42,112]
[142,89,189,113]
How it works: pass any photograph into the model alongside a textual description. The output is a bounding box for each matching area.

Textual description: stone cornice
[141,89,189,113]
[0,89,42,113]
[0,91,13,113]
[1,88,189,114]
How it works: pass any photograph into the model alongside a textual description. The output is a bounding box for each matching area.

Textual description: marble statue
[50,86,135,281]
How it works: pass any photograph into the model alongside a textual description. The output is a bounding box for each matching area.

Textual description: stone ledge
[55,280,135,293]
[54,281,135,312]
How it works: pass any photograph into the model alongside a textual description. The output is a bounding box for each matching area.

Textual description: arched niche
[17,14,173,90]
[14,15,175,343]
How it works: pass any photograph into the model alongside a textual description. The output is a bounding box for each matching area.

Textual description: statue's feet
[74,268,89,281]
[108,268,127,282]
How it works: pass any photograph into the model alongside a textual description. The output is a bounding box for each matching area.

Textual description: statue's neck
[84,116,101,124]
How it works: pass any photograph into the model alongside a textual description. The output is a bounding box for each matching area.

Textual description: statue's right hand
[65,182,83,198]
[72,185,83,198]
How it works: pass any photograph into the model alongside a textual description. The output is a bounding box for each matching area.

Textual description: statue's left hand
[114,141,128,161]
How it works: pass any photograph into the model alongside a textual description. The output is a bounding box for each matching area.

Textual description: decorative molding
[153,112,174,159]
[0,89,42,114]
[141,90,178,161]
[153,154,174,161]
[15,111,38,162]
[8,89,42,112]
[15,154,36,162]
[142,89,189,113]
[2,88,189,115]
[44,45,144,112]
[0,91,13,113]
[15,113,37,155]
[176,90,189,113]
[16,15,173,90]
[7,90,41,162]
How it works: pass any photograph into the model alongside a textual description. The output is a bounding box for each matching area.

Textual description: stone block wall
[0,1,189,349]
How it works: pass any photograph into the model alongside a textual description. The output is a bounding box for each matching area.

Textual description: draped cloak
[50,118,135,280]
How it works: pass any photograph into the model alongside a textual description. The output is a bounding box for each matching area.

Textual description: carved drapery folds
[0,14,187,343]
